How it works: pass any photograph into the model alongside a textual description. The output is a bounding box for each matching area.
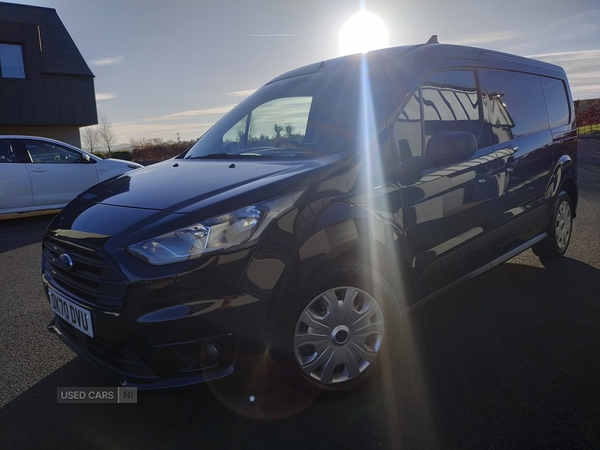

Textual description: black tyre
[532,190,573,259]
[277,260,401,397]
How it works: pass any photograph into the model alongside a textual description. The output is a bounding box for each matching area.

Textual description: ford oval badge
[58,253,74,271]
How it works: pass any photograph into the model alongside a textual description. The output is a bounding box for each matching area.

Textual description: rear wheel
[278,260,400,397]
[533,190,573,259]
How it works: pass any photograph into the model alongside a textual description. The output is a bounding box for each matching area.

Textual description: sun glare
[339,10,389,56]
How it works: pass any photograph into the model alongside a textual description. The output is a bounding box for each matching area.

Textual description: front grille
[43,236,127,311]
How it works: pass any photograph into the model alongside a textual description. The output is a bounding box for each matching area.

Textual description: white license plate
[49,288,94,338]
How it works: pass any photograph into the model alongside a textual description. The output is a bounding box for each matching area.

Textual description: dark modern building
[0,1,97,147]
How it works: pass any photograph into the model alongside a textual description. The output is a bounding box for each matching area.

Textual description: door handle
[477,167,494,183]
[31,168,48,173]
[505,157,519,169]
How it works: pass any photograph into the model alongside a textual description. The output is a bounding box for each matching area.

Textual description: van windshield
[183,67,363,159]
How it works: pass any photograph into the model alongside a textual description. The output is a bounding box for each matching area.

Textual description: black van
[43,38,577,395]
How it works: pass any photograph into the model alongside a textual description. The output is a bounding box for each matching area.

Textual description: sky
[7,0,600,145]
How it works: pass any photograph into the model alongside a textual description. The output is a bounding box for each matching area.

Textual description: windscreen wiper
[189,152,270,159]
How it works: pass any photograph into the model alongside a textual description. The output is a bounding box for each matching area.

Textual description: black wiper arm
[190,152,269,159]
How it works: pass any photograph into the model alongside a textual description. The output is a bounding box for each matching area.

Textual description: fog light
[206,344,218,362]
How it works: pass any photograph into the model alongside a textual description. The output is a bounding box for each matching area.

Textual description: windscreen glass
[184,68,364,159]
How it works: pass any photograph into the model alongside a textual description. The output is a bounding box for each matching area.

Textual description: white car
[0,135,142,218]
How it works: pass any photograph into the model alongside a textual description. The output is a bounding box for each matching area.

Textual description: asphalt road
[1,139,599,449]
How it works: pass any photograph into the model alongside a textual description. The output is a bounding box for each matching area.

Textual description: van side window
[481,70,547,143]
[541,77,570,129]
[394,93,422,161]
[394,70,483,163]
[422,71,482,150]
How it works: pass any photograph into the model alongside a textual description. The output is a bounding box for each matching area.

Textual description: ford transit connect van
[43,38,577,395]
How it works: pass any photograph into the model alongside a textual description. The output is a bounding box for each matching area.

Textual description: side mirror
[396,157,426,186]
[82,153,96,164]
[425,131,477,167]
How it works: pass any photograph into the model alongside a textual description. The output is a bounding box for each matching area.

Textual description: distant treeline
[129,138,197,162]
[575,99,600,134]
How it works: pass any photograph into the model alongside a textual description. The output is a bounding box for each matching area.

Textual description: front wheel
[278,260,400,397]
[533,190,573,259]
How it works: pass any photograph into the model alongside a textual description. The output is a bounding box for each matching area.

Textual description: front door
[392,69,501,300]
[22,139,98,206]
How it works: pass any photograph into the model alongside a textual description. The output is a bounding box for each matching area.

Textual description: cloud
[226,89,257,97]
[112,122,214,142]
[451,31,522,46]
[90,56,124,66]
[247,34,299,37]
[529,49,600,100]
[527,49,600,63]
[110,103,239,142]
[160,105,237,120]
[96,93,117,101]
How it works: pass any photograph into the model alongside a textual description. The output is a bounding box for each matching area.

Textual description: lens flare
[339,10,389,56]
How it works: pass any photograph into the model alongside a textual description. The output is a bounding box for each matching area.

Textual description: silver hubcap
[293,286,384,385]
[555,200,572,250]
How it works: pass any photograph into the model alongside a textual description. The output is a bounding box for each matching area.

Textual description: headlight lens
[127,190,303,265]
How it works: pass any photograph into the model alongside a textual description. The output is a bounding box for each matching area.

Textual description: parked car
[43,38,577,396]
[0,136,142,218]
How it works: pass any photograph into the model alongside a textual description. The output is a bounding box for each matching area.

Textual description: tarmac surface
[1,139,599,449]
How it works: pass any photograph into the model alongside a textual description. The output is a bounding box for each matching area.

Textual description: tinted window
[541,77,570,128]
[482,70,547,143]
[422,71,482,150]
[394,70,482,162]
[394,92,422,161]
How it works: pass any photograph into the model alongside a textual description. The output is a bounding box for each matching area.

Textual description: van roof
[268,41,566,85]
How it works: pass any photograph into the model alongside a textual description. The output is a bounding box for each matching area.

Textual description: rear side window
[481,70,547,143]
[541,77,570,128]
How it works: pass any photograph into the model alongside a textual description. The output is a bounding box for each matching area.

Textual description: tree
[587,99,600,134]
[273,124,284,139]
[98,114,117,156]
[81,126,100,153]
[285,124,293,138]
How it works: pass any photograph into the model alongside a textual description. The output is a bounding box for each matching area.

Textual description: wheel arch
[274,220,410,321]
[560,177,578,219]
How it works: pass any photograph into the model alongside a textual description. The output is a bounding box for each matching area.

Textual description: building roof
[0,1,94,77]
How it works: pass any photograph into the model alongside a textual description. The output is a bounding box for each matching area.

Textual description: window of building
[481,70,547,143]
[541,77,570,129]
[0,44,26,79]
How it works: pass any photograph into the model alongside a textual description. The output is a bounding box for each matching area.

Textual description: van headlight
[127,190,303,265]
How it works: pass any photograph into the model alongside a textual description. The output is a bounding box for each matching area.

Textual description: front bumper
[47,315,236,389]
[42,239,271,389]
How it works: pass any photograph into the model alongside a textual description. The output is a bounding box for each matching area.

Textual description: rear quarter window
[481,69,547,143]
[541,77,570,129]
